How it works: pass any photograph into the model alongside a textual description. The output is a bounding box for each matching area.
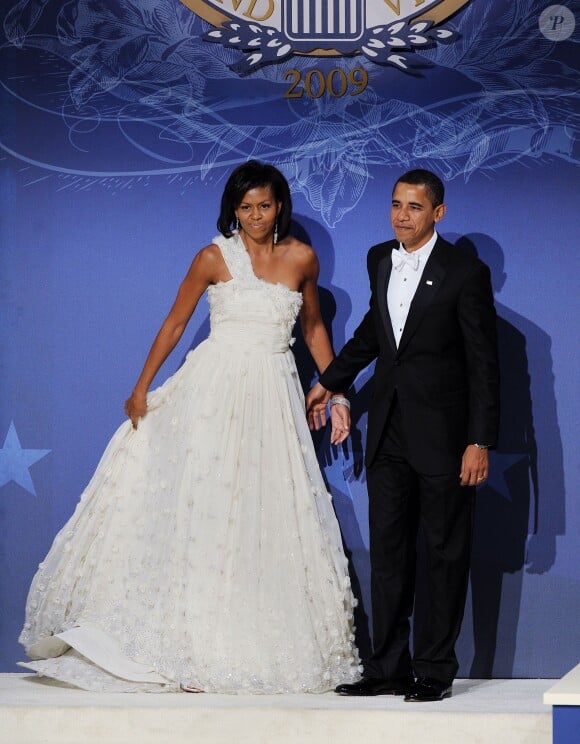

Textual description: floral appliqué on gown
[19,234,361,693]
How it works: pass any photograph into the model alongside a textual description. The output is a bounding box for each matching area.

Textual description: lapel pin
[426,280,433,285]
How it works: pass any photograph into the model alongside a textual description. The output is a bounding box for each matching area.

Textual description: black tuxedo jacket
[319,237,500,474]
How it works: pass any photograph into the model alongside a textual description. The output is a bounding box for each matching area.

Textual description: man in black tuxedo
[307,169,499,702]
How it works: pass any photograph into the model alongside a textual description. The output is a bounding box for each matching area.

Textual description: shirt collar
[397,230,438,260]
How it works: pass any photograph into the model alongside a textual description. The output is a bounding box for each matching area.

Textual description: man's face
[390,182,446,252]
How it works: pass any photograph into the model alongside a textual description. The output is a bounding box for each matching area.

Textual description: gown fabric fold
[19,233,361,693]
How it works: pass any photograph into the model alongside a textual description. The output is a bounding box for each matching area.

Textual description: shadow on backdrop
[452,233,565,677]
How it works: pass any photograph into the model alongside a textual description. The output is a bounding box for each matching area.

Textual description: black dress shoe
[404,677,452,702]
[335,677,412,696]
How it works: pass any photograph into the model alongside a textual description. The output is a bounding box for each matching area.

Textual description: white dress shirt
[387,231,438,347]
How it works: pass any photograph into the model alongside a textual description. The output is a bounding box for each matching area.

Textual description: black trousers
[363,397,474,684]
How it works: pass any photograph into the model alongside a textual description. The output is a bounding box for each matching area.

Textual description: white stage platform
[0,673,552,744]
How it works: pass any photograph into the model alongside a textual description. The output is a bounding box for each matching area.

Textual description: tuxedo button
[394,360,401,366]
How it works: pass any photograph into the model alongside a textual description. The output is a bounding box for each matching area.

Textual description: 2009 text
[283,67,369,99]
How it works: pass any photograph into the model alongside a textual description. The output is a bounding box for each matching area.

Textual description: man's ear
[434,204,447,223]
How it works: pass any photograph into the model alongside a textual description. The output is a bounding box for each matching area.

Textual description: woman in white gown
[19,161,361,693]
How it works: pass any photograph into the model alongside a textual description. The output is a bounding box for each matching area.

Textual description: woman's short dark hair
[394,169,445,207]
[217,160,292,239]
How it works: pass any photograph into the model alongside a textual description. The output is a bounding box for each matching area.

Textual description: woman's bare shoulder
[187,242,230,282]
[283,236,317,264]
[280,236,319,284]
[199,241,224,260]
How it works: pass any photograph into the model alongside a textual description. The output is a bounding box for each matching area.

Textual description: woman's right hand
[124,391,147,430]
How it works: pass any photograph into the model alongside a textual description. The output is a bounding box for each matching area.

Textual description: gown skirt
[18,234,361,693]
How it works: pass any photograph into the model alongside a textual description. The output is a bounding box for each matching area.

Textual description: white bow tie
[392,249,420,271]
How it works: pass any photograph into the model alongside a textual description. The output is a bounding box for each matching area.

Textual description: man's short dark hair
[394,169,445,207]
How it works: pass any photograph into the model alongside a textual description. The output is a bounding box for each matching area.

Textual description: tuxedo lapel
[398,240,447,353]
[376,250,398,353]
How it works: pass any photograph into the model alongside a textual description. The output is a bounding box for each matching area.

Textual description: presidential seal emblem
[179,0,470,75]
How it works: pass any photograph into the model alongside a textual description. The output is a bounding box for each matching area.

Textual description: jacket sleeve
[318,248,382,392]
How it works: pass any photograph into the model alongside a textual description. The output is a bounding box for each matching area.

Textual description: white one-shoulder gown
[19,234,361,693]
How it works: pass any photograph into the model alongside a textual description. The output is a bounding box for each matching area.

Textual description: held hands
[305,382,350,445]
[124,390,147,430]
[460,444,489,486]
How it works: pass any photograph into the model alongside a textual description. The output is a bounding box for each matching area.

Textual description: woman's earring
[235,216,240,231]
[273,219,278,245]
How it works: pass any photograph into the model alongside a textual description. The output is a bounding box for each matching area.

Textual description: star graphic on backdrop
[0,421,51,497]
[483,451,529,501]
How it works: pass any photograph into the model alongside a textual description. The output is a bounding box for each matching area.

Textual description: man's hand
[460,444,489,486]
[306,382,331,430]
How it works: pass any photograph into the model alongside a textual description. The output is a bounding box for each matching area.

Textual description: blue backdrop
[1,0,579,678]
